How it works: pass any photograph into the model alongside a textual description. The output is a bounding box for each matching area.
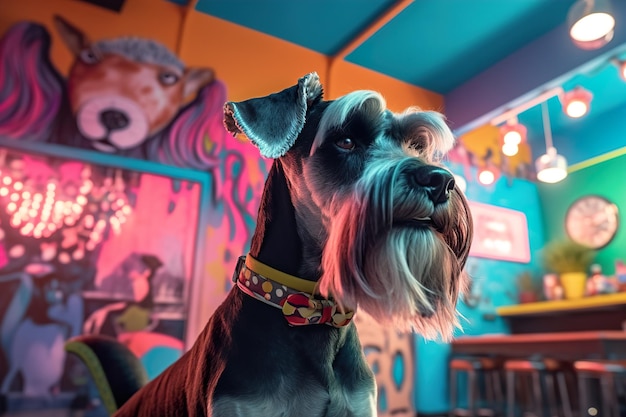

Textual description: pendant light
[535,102,568,184]
[568,0,615,50]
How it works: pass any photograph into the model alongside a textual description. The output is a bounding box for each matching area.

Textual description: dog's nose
[411,166,455,204]
[100,109,130,131]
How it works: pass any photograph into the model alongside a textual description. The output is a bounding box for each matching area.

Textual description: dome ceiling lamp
[535,102,568,184]
[568,0,615,50]
[477,148,500,186]
[561,86,593,118]
[499,118,527,156]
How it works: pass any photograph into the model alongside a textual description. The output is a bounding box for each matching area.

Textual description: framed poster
[0,138,210,409]
[468,201,530,263]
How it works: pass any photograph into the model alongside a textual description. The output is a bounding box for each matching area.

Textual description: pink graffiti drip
[161,81,227,170]
[0,23,62,141]
[165,79,269,231]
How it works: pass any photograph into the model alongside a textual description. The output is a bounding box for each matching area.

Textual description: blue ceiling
[194,0,626,166]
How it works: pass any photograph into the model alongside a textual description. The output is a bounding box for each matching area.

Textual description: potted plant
[517,271,539,303]
[542,239,596,299]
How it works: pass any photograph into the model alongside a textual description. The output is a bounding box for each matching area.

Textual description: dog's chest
[211,383,328,417]
[210,380,375,417]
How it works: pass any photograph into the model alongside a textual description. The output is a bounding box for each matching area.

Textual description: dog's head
[53,16,213,152]
[224,73,472,340]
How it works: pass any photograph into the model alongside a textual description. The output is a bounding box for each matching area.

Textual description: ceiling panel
[195,0,397,55]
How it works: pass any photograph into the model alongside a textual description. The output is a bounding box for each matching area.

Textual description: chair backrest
[65,334,148,415]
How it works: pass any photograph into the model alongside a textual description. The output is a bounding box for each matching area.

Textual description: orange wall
[0,0,443,111]
[178,11,328,103]
[327,59,443,113]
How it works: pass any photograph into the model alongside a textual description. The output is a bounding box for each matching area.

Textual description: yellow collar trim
[245,255,317,294]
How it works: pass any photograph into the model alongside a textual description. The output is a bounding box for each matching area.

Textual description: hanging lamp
[535,102,568,183]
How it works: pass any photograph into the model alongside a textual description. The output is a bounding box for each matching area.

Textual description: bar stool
[573,360,626,417]
[449,356,502,417]
[504,358,573,417]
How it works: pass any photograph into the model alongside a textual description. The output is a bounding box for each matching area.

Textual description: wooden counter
[496,292,626,334]
[452,331,626,360]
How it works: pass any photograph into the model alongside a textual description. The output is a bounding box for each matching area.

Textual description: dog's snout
[100,109,130,131]
[411,166,455,204]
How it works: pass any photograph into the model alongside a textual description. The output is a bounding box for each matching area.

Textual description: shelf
[497,292,626,317]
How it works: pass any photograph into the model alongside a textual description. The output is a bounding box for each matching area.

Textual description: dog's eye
[79,49,99,65]
[335,138,355,151]
[159,72,180,86]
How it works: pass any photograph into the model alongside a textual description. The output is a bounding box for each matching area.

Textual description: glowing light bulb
[565,100,589,118]
[478,169,495,185]
[570,13,614,42]
[502,143,519,156]
[503,130,522,146]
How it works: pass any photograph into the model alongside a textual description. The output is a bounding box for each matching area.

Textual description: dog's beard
[318,161,471,341]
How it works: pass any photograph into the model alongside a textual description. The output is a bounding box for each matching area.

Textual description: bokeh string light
[0,153,132,261]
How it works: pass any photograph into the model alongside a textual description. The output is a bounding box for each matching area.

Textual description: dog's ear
[223,72,323,158]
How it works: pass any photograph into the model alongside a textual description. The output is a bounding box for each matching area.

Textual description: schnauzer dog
[74,72,472,417]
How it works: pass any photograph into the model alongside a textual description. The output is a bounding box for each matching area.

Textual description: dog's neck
[233,254,354,327]
[249,159,322,282]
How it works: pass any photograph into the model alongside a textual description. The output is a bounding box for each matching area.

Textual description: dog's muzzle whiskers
[319,152,471,340]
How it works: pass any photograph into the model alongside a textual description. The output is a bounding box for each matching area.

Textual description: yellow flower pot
[560,272,587,299]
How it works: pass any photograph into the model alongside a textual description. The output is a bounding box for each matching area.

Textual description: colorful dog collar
[232,255,354,328]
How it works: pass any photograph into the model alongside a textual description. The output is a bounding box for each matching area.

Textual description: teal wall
[537,150,626,275]
[414,164,546,414]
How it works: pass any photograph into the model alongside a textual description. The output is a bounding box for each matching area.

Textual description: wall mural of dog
[0,15,268,220]
[67,72,472,417]
[53,16,213,155]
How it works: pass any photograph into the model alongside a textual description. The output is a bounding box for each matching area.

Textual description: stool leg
[531,372,545,417]
[468,369,477,417]
[485,370,499,415]
[577,374,589,417]
[600,375,617,417]
[449,369,457,417]
[609,375,620,417]
[556,372,573,417]
[544,373,558,417]
[506,370,515,417]
[492,370,505,416]
[617,376,626,407]
[485,370,494,404]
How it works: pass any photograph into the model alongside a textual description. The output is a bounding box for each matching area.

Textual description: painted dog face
[54,16,213,152]
[224,73,472,341]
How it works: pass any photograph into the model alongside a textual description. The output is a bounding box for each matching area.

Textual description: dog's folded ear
[223,72,323,158]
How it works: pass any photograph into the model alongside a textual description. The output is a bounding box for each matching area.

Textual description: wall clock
[565,195,619,249]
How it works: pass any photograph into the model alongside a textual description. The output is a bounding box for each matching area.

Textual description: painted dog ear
[53,15,91,56]
[223,72,323,158]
